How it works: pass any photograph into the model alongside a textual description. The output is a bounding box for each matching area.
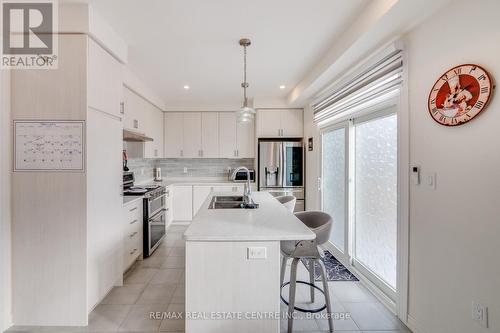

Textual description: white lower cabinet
[172,184,246,221]
[193,186,213,216]
[172,185,193,221]
[123,199,143,272]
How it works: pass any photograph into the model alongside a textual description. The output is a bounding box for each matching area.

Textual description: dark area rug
[301,250,358,281]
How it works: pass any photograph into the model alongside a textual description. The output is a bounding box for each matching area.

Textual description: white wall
[405,0,500,331]
[304,104,320,211]
[0,69,12,331]
[304,1,500,332]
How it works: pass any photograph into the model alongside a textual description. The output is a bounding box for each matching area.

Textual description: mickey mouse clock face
[428,64,493,126]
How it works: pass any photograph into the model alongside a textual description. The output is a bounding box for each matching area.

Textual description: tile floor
[6,224,410,333]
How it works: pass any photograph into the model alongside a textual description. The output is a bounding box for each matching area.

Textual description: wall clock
[428,64,493,126]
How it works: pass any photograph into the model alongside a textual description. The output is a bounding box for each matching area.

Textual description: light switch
[247,247,267,260]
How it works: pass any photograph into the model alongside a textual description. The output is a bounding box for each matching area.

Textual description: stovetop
[123,184,164,196]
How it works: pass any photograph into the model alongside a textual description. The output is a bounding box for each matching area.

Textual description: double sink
[208,195,259,209]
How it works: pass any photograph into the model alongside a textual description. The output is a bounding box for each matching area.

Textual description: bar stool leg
[317,259,334,333]
[288,258,299,333]
[309,259,315,303]
[280,255,288,287]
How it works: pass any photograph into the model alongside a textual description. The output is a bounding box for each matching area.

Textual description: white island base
[184,192,315,333]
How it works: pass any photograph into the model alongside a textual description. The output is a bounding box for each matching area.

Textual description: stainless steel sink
[208,196,259,209]
[212,195,244,202]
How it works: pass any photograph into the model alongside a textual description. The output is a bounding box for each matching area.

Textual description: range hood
[123,129,153,142]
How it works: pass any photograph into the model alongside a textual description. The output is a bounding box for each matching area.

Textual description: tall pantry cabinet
[11,35,123,326]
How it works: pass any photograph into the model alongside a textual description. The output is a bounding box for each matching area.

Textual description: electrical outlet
[140,168,145,175]
[472,302,488,328]
[183,167,188,174]
[247,247,267,260]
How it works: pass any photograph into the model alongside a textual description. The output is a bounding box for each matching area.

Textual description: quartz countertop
[184,191,315,242]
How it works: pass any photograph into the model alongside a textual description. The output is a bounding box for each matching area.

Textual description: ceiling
[66,0,368,109]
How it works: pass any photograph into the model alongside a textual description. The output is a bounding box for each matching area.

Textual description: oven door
[148,193,166,217]
[146,209,166,257]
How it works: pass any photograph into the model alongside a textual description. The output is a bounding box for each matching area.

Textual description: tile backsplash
[127,158,255,183]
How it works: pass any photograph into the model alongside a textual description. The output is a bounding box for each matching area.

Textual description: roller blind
[313,50,403,125]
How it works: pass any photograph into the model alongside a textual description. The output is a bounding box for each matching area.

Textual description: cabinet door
[88,39,123,118]
[256,109,282,137]
[192,186,212,216]
[123,86,145,132]
[183,113,202,158]
[201,113,219,158]
[164,113,184,158]
[281,109,303,137]
[144,104,164,158]
[172,186,193,221]
[153,107,164,158]
[236,120,255,158]
[86,109,123,309]
[219,112,237,158]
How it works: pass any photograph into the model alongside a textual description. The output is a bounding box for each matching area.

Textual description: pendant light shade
[237,38,255,123]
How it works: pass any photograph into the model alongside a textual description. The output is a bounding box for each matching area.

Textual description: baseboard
[407,314,427,333]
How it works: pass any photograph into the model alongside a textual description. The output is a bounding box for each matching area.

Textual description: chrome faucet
[231,166,252,203]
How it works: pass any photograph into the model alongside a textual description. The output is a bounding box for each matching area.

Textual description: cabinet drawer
[124,232,142,270]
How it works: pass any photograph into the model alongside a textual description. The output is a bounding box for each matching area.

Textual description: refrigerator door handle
[279,142,285,187]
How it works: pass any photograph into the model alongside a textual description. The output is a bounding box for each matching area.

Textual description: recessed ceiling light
[279,85,286,89]
[183,85,190,90]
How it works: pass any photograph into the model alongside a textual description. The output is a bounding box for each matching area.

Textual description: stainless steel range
[123,172,167,257]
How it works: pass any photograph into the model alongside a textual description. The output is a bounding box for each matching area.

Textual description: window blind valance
[313,50,403,125]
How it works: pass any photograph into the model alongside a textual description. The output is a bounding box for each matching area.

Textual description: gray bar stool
[280,211,334,333]
[275,195,296,213]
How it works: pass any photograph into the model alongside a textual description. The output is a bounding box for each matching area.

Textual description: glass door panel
[353,114,397,289]
[321,127,346,253]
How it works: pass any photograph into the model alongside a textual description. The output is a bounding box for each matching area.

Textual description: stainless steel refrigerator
[258,140,305,211]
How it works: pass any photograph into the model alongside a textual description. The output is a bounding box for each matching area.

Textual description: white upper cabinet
[256,110,282,137]
[123,86,145,132]
[124,86,164,158]
[164,111,255,159]
[201,112,219,158]
[236,120,255,158]
[281,109,303,137]
[164,113,184,158]
[183,113,202,158]
[88,38,123,118]
[219,112,237,158]
[144,103,164,158]
[256,109,303,138]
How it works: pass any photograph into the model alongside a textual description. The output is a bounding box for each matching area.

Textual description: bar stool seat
[280,211,334,333]
[275,195,296,213]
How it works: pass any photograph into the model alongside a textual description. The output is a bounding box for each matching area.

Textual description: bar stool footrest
[280,280,327,313]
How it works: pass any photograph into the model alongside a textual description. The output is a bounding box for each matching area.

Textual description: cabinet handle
[130,248,137,255]
[130,219,138,225]
[180,150,183,157]
[201,150,203,157]
[236,150,239,157]
[133,119,139,129]
[120,102,124,115]
[129,231,137,238]
[129,207,137,212]
[154,149,158,157]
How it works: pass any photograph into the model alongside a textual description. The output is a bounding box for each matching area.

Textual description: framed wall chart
[14,120,85,172]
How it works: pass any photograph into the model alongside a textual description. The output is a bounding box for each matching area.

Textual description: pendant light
[237,38,256,123]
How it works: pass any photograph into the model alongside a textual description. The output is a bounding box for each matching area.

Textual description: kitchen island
[184,191,315,333]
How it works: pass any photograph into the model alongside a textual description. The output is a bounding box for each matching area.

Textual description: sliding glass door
[321,109,398,300]
[321,124,348,258]
[352,113,397,295]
